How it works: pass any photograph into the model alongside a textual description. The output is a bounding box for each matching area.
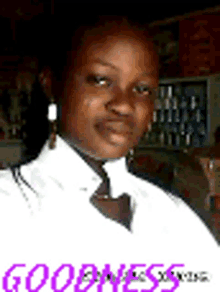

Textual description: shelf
[0,139,22,145]
[139,75,220,151]
[138,145,193,151]
[159,73,220,84]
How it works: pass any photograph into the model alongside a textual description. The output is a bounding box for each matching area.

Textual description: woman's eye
[87,75,111,88]
[133,85,152,97]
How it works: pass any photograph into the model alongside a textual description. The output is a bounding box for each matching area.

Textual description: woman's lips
[95,120,133,145]
[102,121,132,134]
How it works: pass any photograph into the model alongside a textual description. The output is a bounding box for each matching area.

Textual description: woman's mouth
[103,121,132,134]
[95,120,133,145]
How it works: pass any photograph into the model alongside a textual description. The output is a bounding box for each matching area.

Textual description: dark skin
[60,30,159,161]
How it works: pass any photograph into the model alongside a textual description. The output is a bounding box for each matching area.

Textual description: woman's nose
[107,88,134,116]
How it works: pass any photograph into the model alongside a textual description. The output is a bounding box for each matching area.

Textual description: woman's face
[61,32,158,160]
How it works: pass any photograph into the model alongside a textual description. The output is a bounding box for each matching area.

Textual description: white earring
[48,96,57,149]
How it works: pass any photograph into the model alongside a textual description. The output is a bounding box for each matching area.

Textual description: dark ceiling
[1,1,219,60]
[54,1,220,24]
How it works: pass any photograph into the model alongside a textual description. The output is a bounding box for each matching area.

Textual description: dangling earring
[48,96,57,149]
[128,148,134,167]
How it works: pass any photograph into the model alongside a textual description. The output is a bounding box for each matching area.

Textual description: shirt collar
[36,135,132,199]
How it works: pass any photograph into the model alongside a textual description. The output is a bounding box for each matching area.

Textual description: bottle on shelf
[172,95,178,110]
[186,122,194,135]
[152,110,157,123]
[154,97,162,110]
[167,133,173,146]
[197,121,206,147]
[150,81,208,149]
[145,123,152,144]
[181,108,189,123]
[167,85,173,99]
[171,123,178,147]
[179,122,185,134]
[175,133,181,147]
[197,121,206,136]
[159,109,165,124]
[174,109,180,123]
[190,95,197,110]
[179,95,187,109]
[185,133,192,147]
[159,131,165,146]
[159,86,166,100]
[168,108,173,123]
[196,107,206,123]
[185,122,195,147]
[166,120,172,132]
[164,85,172,110]
[179,123,186,148]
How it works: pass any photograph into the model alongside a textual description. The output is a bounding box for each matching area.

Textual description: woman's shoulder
[128,170,181,205]
[0,169,19,195]
[0,158,39,191]
[128,170,206,219]
[0,168,30,218]
[128,171,219,246]
[0,158,45,210]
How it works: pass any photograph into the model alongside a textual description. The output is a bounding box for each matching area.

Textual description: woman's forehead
[75,33,157,72]
[63,25,158,83]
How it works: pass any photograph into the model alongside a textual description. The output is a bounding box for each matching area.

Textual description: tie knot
[94,175,111,199]
[97,163,109,181]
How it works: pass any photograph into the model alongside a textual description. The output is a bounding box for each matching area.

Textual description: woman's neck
[73,146,108,178]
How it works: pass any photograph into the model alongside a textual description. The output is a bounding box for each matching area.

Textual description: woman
[0,15,219,291]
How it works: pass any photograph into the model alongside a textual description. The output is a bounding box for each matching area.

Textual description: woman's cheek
[137,106,152,133]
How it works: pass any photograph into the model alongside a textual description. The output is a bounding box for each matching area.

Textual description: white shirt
[0,136,219,291]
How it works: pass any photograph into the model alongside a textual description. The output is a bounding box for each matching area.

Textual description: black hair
[214,126,220,144]
[34,14,156,90]
[8,77,49,208]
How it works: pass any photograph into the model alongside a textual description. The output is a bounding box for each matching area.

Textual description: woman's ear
[39,66,53,98]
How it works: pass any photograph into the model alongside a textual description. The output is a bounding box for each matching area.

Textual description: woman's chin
[87,143,131,161]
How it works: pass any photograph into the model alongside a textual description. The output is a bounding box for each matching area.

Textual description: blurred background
[1,0,220,240]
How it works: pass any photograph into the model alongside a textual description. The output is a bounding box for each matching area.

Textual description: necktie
[90,177,133,231]
[73,146,132,230]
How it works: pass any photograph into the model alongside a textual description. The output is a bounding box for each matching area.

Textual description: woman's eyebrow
[91,58,119,71]
[90,58,156,77]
